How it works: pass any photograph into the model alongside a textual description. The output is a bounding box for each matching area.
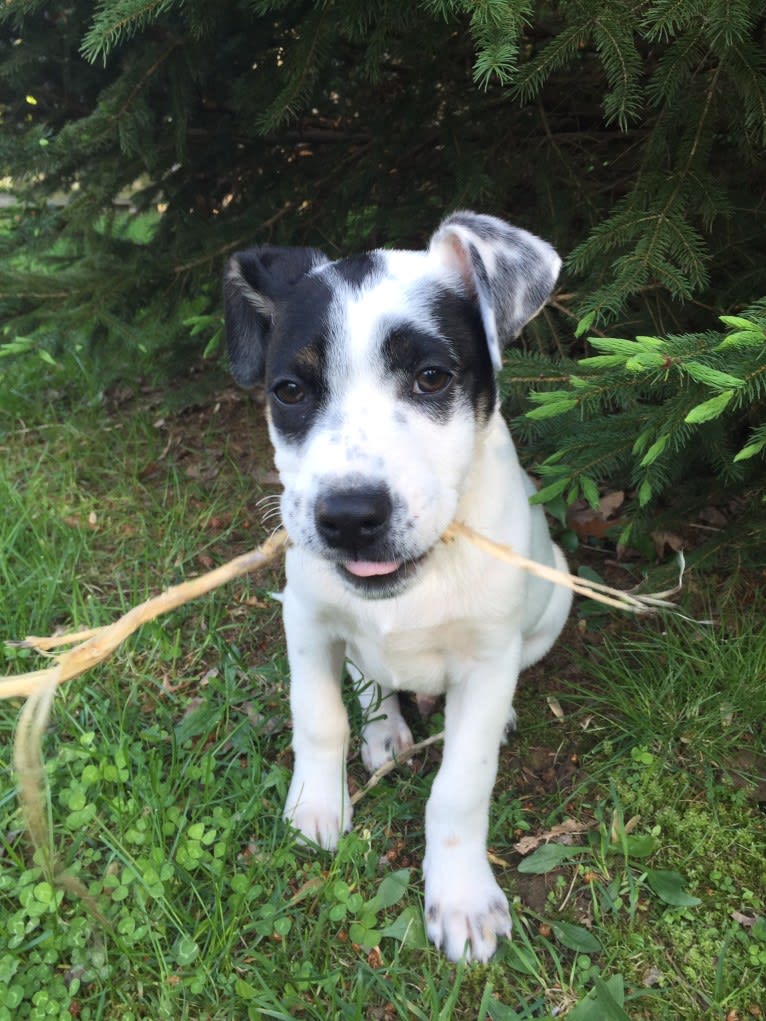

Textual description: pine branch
[517,310,766,535]
[81,0,182,64]
[593,7,644,130]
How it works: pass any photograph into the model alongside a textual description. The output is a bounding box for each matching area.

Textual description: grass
[0,355,764,1020]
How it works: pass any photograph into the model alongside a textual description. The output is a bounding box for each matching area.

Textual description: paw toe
[425,878,511,962]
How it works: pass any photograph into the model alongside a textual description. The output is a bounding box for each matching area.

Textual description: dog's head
[224,212,560,598]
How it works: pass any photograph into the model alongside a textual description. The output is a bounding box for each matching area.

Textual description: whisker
[256,494,281,510]
[265,522,287,544]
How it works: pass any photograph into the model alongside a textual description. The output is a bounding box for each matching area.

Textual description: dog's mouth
[337,554,426,597]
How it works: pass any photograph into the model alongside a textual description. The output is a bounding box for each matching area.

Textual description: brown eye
[272,380,305,405]
[413,367,452,395]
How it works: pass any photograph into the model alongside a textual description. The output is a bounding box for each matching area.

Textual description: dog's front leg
[282,596,351,851]
[423,645,521,962]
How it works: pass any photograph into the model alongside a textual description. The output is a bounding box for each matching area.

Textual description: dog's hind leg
[350,665,414,773]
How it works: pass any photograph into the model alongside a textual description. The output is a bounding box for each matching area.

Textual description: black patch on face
[381,323,460,419]
[332,252,384,291]
[423,288,496,421]
[380,287,495,422]
[263,272,335,442]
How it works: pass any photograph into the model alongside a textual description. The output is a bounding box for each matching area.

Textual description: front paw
[424,857,511,962]
[284,772,352,851]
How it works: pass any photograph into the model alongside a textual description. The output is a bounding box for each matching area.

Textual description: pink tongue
[344,560,402,578]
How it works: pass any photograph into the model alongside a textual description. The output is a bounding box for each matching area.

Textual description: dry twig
[1,520,683,876]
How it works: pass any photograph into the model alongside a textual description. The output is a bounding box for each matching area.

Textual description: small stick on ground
[350,731,445,806]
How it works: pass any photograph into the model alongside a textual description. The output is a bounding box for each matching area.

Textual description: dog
[223,211,572,962]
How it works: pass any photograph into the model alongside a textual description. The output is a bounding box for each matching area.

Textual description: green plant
[1,0,765,383]
[1,381,765,1019]
[506,305,766,544]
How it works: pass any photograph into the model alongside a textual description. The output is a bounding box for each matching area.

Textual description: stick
[350,731,445,805]
[2,521,686,703]
[443,522,683,613]
[0,529,290,700]
[1,520,684,883]
[2,529,289,886]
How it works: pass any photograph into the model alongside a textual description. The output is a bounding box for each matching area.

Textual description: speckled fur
[224,211,571,963]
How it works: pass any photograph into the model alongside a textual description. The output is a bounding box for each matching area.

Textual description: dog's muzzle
[314,485,425,597]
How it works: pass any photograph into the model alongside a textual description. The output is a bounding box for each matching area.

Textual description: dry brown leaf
[731,910,759,929]
[546,695,565,721]
[599,490,625,517]
[513,818,592,855]
[567,490,624,539]
[698,505,728,528]
[652,530,685,559]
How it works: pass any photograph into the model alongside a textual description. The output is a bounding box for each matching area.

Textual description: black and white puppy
[224,211,572,962]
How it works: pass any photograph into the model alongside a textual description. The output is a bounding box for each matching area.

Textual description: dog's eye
[272,380,306,405]
[413,367,452,395]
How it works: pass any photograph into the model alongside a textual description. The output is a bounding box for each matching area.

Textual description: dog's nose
[315,487,392,550]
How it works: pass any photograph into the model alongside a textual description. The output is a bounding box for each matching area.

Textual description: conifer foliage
[1,0,765,535]
[505,304,766,547]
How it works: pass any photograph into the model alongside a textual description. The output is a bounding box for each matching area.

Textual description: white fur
[231,212,571,963]
[281,409,571,961]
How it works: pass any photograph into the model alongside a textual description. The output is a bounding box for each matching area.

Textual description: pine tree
[1,1,765,538]
[2,1,764,367]
[504,304,766,548]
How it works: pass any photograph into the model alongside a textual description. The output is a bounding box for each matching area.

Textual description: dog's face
[225,212,560,598]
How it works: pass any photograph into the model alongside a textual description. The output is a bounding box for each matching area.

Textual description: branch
[1,529,289,700]
[1,519,687,888]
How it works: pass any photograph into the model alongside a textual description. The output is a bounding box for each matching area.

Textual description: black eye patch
[427,290,496,421]
[264,277,335,441]
[381,292,495,422]
[381,325,459,410]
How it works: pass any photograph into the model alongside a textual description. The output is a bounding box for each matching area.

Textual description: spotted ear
[224,246,329,387]
[428,211,561,371]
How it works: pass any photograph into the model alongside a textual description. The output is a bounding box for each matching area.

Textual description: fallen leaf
[599,490,625,517]
[731,910,758,928]
[513,818,593,855]
[547,695,565,721]
[642,965,663,987]
[652,530,685,558]
[567,490,624,539]
[698,505,728,528]
[287,876,324,905]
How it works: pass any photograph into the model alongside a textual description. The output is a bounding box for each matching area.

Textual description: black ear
[428,211,561,370]
[223,246,329,387]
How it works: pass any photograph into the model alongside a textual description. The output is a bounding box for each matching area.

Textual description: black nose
[315,487,392,551]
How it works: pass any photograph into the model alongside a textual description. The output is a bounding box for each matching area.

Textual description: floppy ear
[428,211,561,370]
[223,246,329,387]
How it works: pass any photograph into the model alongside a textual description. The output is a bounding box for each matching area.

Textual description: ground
[0,377,764,1021]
